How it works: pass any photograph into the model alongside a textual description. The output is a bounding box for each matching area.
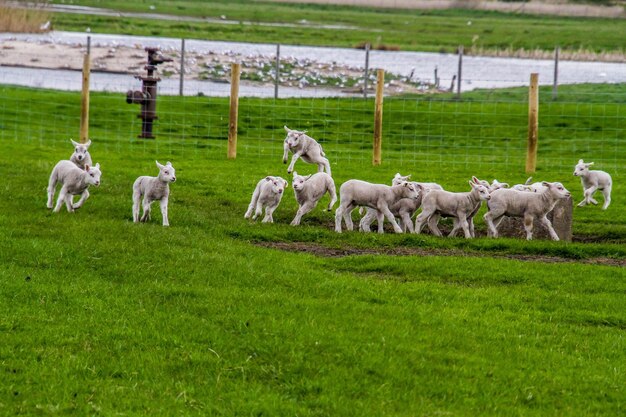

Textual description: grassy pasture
[51,0,626,57]
[1,84,625,415]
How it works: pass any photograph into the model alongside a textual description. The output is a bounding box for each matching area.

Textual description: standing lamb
[414,178,491,238]
[573,159,612,209]
[132,161,177,226]
[70,139,93,169]
[47,160,101,212]
[290,171,337,226]
[282,126,331,176]
[335,180,419,233]
[244,176,289,223]
[483,182,571,240]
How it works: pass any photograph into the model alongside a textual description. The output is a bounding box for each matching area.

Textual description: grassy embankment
[0,83,625,415]
[48,0,626,59]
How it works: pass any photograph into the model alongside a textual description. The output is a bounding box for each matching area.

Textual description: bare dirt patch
[256,241,626,267]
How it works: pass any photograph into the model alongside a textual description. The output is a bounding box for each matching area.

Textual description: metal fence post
[363,43,370,98]
[179,38,185,96]
[456,45,463,98]
[274,44,280,99]
[552,46,559,100]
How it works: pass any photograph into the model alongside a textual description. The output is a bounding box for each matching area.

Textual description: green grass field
[51,0,626,56]
[0,82,625,415]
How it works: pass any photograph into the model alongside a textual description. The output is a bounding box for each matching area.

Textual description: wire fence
[1,33,625,177]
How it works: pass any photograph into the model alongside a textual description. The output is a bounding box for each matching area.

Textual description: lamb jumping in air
[47,160,101,213]
[132,161,177,226]
[244,176,288,223]
[573,159,612,210]
[282,126,331,176]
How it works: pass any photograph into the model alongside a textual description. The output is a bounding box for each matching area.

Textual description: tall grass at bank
[0,1,50,33]
[1,83,625,415]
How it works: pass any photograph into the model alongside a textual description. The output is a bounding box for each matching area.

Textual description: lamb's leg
[160,197,169,226]
[379,205,402,233]
[540,215,559,241]
[580,185,598,206]
[140,198,152,222]
[132,190,142,223]
[399,210,414,233]
[343,204,356,231]
[46,170,58,209]
[334,205,344,233]
[483,211,501,238]
[468,217,476,238]
[252,200,264,220]
[448,218,460,237]
[64,192,75,213]
[359,208,376,232]
[53,187,68,213]
[291,201,316,226]
[320,158,331,176]
[287,152,302,174]
[282,140,290,164]
[523,213,535,240]
[414,210,431,234]
[263,203,278,223]
[72,189,90,210]
[376,210,385,234]
[426,213,443,237]
[458,217,472,239]
[601,185,611,210]
[245,186,260,219]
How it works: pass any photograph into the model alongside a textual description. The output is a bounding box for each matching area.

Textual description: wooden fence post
[526,73,539,174]
[79,36,91,143]
[227,63,240,159]
[373,69,384,166]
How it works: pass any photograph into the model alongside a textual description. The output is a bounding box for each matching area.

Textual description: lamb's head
[266,176,288,194]
[71,139,91,162]
[573,159,593,177]
[84,163,101,187]
[489,179,509,192]
[156,161,176,183]
[397,181,420,200]
[469,179,491,201]
[283,126,307,149]
[392,172,411,186]
[542,181,571,199]
[291,171,311,192]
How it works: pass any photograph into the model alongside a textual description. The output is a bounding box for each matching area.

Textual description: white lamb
[359,173,442,233]
[282,126,331,176]
[69,139,93,169]
[290,171,337,226]
[414,178,491,238]
[483,181,571,240]
[335,180,419,234]
[573,159,612,210]
[132,161,177,226]
[47,160,101,213]
[244,176,288,223]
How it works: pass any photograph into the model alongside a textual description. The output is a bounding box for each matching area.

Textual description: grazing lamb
[573,159,612,210]
[290,171,337,226]
[359,173,442,233]
[47,160,101,213]
[414,178,491,238]
[132,161,177,226]
[335,180,419,234]
[244,176,288,223]
[282,126,331,176]
[70,139,93,169]
[483,181,571,240]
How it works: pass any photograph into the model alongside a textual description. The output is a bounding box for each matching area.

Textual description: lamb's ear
[578,159,584,164]
[95,163,100,170]
[283,179,289,188]
[501,183,509,188]
[472,176,479,184]
[156,160,164,169]
[469,180,476,188]
[85,164,91,172]
[541,181,550,187]
[587,162,595,167]
[292,171,298,178]
[71,139,79,147]
[284,126,291,133]
[166,161,172,167]
[394,173,401,179]
[265,176,272,181]
[304,174,312,181]
[85,139,92,148]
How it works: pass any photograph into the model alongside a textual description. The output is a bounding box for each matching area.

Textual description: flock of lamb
[45,128,612,241]
[244,126,612,241]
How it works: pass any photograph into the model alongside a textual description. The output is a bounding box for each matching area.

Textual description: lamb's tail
[524,176,533,185]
